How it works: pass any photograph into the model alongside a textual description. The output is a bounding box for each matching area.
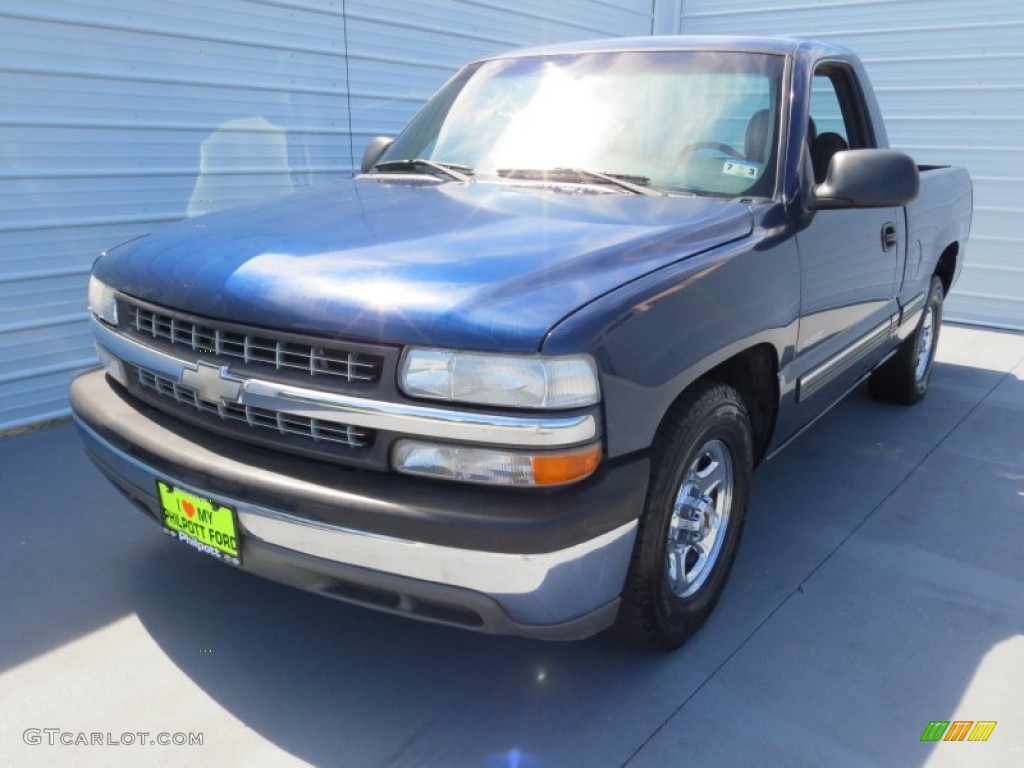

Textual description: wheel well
[659,345,779,467]
[935,242,958,295]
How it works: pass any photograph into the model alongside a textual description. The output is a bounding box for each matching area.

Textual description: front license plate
[157,481,241,565]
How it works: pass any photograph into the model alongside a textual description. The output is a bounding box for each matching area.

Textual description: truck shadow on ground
[121,359,1022,767]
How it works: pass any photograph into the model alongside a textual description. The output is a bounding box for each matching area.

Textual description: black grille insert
[125,303,382,385]
[135,367,372,450]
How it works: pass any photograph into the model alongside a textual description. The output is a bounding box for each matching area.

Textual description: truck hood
[96,179,753,352]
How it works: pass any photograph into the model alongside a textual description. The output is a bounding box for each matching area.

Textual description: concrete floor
[1,324,1021,768]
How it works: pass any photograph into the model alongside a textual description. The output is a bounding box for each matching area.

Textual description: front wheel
[616,382,753,651]
[869,274,944,405]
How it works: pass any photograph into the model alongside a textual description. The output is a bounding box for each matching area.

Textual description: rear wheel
[616,382,753,651]
[869,274,944,405]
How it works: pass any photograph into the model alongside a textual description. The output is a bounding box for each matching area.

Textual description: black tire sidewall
[869,273,946,405]
[912,276,945,398]
[642,387,753,644]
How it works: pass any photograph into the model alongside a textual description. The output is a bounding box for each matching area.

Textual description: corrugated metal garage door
[676,0,1024,331]
[0,0,355,430]
[345,1,654,156]
[0,0,653,430]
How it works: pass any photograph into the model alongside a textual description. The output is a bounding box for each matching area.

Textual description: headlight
[88,276,118,326]
[392,440,602,487]
[399,348,600,409]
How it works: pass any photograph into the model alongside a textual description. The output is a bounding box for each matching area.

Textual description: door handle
[881,222,898,252]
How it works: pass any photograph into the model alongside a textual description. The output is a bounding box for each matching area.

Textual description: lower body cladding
[70,370,648,640]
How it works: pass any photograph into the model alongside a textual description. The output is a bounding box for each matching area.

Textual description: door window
[808,65,873,182]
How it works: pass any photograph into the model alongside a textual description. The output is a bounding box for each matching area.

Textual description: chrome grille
[126,303,381,383]
[136,367,371,450]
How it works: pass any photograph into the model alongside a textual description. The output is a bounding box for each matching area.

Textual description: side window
[810,74,850,145]
[808,64,872,183]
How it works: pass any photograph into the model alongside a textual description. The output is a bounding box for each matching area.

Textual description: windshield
[380,50,784,197]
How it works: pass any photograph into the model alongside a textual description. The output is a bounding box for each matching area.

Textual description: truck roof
[479,35,852,62]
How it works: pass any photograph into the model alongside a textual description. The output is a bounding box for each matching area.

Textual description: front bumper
[70,370,648,639]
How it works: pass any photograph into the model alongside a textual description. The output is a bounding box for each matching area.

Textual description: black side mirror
[809,149,919,210]
[360,136,394,174]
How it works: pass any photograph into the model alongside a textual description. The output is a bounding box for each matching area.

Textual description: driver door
[794,62,905,406]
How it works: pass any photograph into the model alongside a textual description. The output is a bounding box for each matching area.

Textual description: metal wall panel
[0,0,353,430]
[0,0,653,429]
[676,0,1024,330]
[344,0,654,159]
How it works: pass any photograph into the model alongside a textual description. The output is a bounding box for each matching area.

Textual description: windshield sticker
[722,160,761,179]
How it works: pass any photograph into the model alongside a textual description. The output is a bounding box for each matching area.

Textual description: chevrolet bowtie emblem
[180,362,243,404]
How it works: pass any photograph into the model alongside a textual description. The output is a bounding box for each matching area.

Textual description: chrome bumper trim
[241,512,636,599]
[93,318,598,448]
[75,416,636,624]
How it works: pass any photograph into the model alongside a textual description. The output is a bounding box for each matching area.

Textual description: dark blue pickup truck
[72,36,972,650]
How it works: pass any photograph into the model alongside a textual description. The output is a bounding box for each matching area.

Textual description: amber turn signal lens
[531,444,602,486]
[392,440,603,487]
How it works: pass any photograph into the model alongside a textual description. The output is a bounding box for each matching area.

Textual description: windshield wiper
[371,159,473,183]
[497,168,661,196]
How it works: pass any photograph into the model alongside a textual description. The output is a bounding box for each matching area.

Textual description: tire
[869,274,944,405]
[616,382,753,651]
